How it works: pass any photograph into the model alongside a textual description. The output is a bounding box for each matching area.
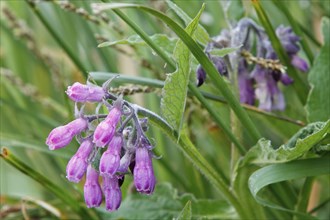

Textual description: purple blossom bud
[133,147,156,194]
[66,139,94,183]
[276,25,301,55]
[93,104,122,147]
[84,165,102,208]
[196,65,206,87]
[212,56,228,76]
[280,73,294,85]
[66,82,105,102]
[103,176,122,211]
[99,135,123,176]
[291,55,309,72]
[46,118,88,150]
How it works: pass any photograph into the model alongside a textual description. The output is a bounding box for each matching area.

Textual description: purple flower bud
[66,139,94,183]
[46,118,88,150]
[280,73,294,85]
[212,56,227,76]
[196,65,206,87]
[93,105,122,147]
[276,25,301,55]
[103,176,122,211]
[133,147,156,194]
[99,135,123,176]
[84,165,102,208]
[66,82,105,102]
[291,55,309,72]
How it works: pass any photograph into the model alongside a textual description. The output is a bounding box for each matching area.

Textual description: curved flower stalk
[196,18,309,111]
[45,78,157,212]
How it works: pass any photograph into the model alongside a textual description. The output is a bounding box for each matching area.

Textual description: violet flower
[93,99,122,147]
[84,165,102,208]
[99,135,123,176]
[103,175,122,211]
[133,146,156,194]
[66,139,94,183]
[46,118,88,150]
[66,82,105,102]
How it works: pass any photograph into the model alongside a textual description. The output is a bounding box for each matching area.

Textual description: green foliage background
[0,0,329,219]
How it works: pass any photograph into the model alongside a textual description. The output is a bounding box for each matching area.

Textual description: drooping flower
[99,135,123,176]
[253,65,285,111]
[93,99,122,147]
[66,139,94,183]
[66,82,105,102]
[133,146,156,194]
[46,118,88,150]
[103,175,122,211]
[84,164,102,208]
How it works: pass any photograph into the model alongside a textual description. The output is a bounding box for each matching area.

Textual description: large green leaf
[241,120,330,166]
[306,17,330,122]
[166,0,209,45]
[99,183,237,220]
[160,5,204,134]
[248,157,330,217]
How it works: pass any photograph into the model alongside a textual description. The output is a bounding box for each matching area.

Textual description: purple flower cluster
[46,80,156,211]
[196,19,309,111]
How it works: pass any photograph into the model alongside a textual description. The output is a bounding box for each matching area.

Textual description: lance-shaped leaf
[241,120,329,166]
[306,17,330,122]
[160,5,205,134]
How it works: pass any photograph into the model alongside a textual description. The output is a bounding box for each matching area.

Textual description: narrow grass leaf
[98,34,177,54]
[161,5,205,135]
[166,0,209,45]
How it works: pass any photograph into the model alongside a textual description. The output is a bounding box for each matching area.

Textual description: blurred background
[1,0,329,219]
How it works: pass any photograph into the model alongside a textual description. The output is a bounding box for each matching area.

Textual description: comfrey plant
[196,18,309,111]
[46,79,156,211]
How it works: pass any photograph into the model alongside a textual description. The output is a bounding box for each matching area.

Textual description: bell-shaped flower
[66,82,105,102]
[66,139,94,183]
[103,175,122,211]
[84,165,102,208]
[133,147,156,194]
[93,101,122,147]
[46,118,88,150]
[99,135,123,176]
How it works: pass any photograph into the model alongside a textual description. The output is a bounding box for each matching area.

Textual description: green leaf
[241,120,330,165]
[248,156,330,217]
[176,200,192,220]
[209,44,243,57]
[99,183,237,220]
[166,0,209,45]
[306,17,330,122]
[160,5,204,134]
[98,33,177,55]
